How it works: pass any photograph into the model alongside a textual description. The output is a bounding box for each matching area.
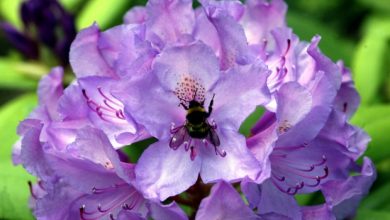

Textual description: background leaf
[352,17,390,104]
[0,94,37,219]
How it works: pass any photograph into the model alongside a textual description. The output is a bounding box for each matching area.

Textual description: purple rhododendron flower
[13,0,375,219]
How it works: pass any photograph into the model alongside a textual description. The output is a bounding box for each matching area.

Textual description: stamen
[190,146,197,161]
[214,146,227,157]
[81,88,126,123]
[343,102,348,113]
[28,181,37,199]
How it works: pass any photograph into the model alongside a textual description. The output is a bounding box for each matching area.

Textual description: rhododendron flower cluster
[14,0,375,219]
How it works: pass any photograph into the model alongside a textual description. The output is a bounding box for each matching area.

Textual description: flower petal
[196,181,258,220]
[321,157,376,219]
[114,73,185,139]
[135,139,201,200]
[240,0,287,45]
[145,0,195,46]
[148,202,188,220]
[69,23,116,78]
[124,6,147,24]
[200,129,261,183]
[202,1,253,70]
[153,41,220,91]
[241,179,301,219]
[211,61,270,131]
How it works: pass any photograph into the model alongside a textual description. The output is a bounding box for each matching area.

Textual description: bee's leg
[207,94,215,117]
[180,103,189,110]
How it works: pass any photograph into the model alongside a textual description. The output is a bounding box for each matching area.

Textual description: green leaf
[0,0,23,28]
[239,107,265,137]
[0,162,34,220]
[76,0,131,30]
[361,183,390,210]
[352,17,390,105]
[0,59,49,90]
[363,118,390,163]
[0,94,37,220]
[358,0,390,13]
[0,93,37,162]
[351,105,390,127]
[355,209,390,220]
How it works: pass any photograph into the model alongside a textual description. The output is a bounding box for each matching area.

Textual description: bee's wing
[169,126,189,150]
[207,127,220,147]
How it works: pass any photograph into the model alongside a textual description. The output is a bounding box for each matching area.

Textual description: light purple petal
[241,179,301,219]
[37,67,64,119]
[69,23,116,78]
[275,82,312,129]
[148,202,188,220]
[153,41,220,91]
[202,1,253,70]
[246,121,277,183]
[66,126,135,184]
[212,61,270,131]
[135,139,201,200]
[276,105,331,147]
[200,129,261,183]
[145,0,194,46]
[114,73,185,139]
[240,0,287,45]
[321,157,376,219]
[124,6,147,24]
[196,181,258,220]
[301,205,335,220]
[78,76,142,147]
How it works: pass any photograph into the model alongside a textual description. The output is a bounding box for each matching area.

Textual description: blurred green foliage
[0,0,389,219]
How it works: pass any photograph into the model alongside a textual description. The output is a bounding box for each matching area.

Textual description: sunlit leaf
[364,118,390,163]
[239,107,264,137]
[0,93,37,161]
[0,0,23,28]
[0,94,37,219]
[0,59,49,90]
[355,209,390,220]
[359,0,390,13]
[361,182,390,210]
[352,17,390,104]
[351,105,390,127]
[76,0,131,30]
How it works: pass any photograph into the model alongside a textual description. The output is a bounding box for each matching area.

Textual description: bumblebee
[170,94,220,149]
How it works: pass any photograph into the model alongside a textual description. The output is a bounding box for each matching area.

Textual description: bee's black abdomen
[185,122,210,139]
[186,110,207,125]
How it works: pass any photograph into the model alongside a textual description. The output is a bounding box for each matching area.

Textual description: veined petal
[202,1,253,70]
[37,67,64,120]
[301,205,335,220]
[66,127,135,184]
[148,202,188,220]
[200,129,261,183]
[145,0,195,46]
[196,181,258,220]
[321,157,376,219]
[135,139,201,200]
[241,179,301,219]
[241,0,287,45]
[69,23,116,78]
[114,73,185,139]
[124,6,147,24]
[212,61,270,131]
[153,41,220,92]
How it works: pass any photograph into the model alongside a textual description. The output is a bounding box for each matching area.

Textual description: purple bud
[0,22,39,59]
